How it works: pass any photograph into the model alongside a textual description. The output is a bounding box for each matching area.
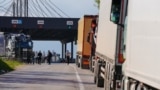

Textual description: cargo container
[121,0,160,89]
[76,15,97,69]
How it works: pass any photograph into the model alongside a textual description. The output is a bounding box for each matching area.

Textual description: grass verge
[0,58,23,74]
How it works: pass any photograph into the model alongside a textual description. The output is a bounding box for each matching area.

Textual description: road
[0,63,104,90]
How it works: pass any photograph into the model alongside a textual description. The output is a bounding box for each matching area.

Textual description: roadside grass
[0,58,23,74]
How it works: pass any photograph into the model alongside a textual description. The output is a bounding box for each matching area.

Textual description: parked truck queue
[76,0,160,90]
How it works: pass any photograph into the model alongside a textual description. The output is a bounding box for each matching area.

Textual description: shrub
[0,58,22,74]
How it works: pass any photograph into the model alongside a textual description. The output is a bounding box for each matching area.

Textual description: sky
[0,0,99,58]
[51,0,99,18]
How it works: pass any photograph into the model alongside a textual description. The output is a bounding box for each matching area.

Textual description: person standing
[66,50,71,65]
[47,50,52,65]
[38,51,42,65]
[27,50,31,64]
[31,51,35,64]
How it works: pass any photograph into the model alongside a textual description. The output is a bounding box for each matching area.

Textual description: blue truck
[0,32,5,56]
[5,33,33,61]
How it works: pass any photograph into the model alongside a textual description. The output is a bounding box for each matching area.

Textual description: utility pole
[13,0,28,17]
[16,0,19,17]
[13,0,16,17]
[20,0,22,17]
[25,0,28,17]
[27,0,28,17]
[24,0,26,17]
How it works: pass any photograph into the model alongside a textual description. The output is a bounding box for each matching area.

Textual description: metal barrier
[100,66,105,79]
[96,60,105,87]
[100,61,106,79]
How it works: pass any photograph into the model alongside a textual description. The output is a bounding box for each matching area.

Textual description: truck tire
[78,63,80,67]
[94,76,97,84]
[80,63,83,69]
[92,68,94,72]
[96,77,104,87]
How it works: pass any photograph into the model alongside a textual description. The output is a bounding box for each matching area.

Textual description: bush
[0,58,22,74]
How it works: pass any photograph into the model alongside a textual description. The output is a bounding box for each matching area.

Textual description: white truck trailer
[94,0,160,90]
[93,0,125,89]
[122,0,160,90]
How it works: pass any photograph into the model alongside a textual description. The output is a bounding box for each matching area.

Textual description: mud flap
[96,77,104,87]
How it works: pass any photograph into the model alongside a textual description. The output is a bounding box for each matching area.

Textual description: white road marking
[71,65,85,90]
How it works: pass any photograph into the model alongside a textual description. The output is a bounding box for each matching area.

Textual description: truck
[93,0,126,89]
[5,33,33,62]
[121,0,160,90]
[0,32,5,56]
[76,15,97,69]
[93,0,160,90]
[87,16,98,71]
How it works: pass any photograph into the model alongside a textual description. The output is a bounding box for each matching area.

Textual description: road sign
[37,20,44,25]
[11,19,22,24]
[66,21,73,25]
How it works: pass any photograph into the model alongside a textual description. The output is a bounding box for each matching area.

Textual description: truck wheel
[92,68,94,72]
[96,77,104,87]
[94,76,96,84]
[78,63,80,67]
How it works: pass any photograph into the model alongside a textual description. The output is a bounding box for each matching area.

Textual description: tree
[95,0,100,9]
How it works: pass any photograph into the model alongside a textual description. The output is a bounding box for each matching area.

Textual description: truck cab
[5,33,33,61]
[93,0,127,89]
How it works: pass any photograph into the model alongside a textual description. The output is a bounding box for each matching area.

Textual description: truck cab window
[110,0,121,23]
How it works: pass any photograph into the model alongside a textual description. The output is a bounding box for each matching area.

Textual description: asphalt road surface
[0,63,104,90]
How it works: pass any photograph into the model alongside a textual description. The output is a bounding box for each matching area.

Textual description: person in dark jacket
[37,51,42,64]
[47,50,52,65]
[66,50,71,65]
[31,51,35,64]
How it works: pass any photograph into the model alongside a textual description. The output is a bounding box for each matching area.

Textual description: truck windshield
[110,0,121,23]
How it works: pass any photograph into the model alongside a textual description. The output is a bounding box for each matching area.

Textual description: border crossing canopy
[0,16,79,43]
